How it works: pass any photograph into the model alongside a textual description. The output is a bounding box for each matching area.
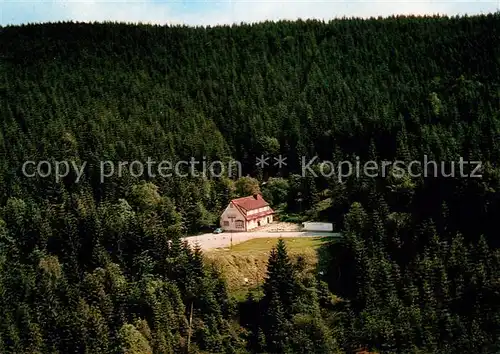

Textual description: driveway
[182,230,342,251]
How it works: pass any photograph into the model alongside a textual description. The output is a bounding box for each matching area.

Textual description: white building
[220,194,274,232]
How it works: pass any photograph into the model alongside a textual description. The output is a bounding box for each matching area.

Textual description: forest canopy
[0,14,500,353]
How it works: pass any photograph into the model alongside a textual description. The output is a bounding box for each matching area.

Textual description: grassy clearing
[218,237,327,253]
[205,237,333,299]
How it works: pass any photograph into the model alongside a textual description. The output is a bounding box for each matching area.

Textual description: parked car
[213,228,223,234]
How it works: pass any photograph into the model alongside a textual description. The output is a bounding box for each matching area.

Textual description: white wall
[247,214,273,230]
[302,222,333,232]
[247,206,269,216]
[220,203,246,231]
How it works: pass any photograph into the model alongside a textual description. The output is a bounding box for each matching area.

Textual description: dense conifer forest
[1,14,500,353]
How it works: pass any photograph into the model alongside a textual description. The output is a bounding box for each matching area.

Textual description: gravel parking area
[255,222,303,232]
[182,222,341,251]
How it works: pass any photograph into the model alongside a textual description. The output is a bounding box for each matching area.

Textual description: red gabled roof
[230,194,275,221]
[231,194,269,211]
[245,209,274,221]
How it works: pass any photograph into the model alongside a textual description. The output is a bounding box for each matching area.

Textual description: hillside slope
[1,16,500,353]
[205,237,330,295]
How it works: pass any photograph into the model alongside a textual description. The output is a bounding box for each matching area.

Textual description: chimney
[253,194,258,199]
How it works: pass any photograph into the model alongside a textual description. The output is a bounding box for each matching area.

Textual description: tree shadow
[315,235,356,299]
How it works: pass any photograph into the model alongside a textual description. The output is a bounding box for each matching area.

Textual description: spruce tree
[263,239,298,314]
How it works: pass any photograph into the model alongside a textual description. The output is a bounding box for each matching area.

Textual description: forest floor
[204,237,335,300]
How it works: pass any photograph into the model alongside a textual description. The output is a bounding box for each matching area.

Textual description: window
[223,221,229,226]
[235,220,244,229]
[229,203,233,208]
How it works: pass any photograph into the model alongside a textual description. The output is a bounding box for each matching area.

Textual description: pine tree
[264,291,291,353]
[263,239,298,314]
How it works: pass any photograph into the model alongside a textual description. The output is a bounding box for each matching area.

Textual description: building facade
[220,194,274,232]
